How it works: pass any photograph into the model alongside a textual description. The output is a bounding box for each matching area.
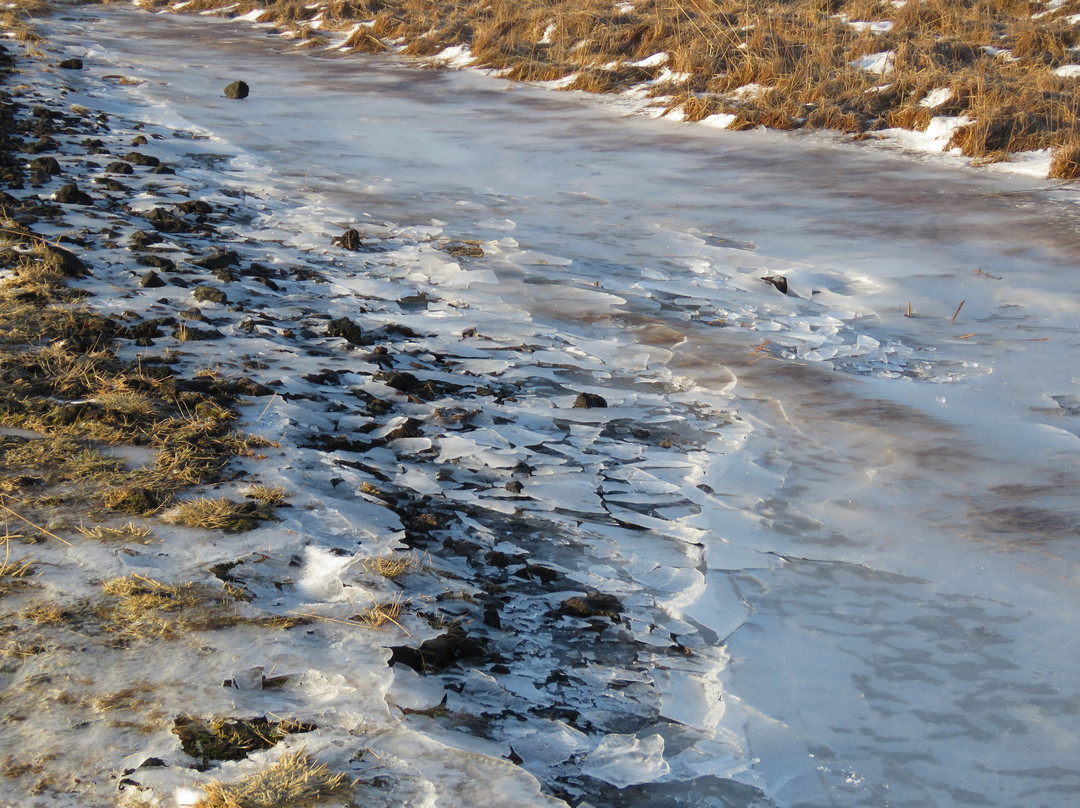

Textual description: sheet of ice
[582,733,670,787]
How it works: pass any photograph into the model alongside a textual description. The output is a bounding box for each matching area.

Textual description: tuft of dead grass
[242,484,289,507]
[97,573,245,640]
[0,535,35,593]
[362,552,415,580]
[76,521,155,543]
[352,591,406,629]
[1049,140,1080,180]
[163,496,275,533]
[195,748,352,808]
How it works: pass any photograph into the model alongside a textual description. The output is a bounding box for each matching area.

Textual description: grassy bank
[151,0,1080,177]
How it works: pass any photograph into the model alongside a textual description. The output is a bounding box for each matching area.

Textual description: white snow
[851,49,895,74]
[919,86,953,107]
[846,19,894,33]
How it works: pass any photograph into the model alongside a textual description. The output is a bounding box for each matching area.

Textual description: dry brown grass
[352,591,406,628]
[195,748,352,808]
[242,484,289,507]
[162,0,1080,172]
[97,573,244,640]
[0,247,275,519]
[163,496,275,533]
[76,522,155,543]
[1049,139,1080,178]
[362,552,415,580]
[0,535,35,593]
[0,0,50,41]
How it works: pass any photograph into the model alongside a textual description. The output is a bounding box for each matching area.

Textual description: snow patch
[851,50,895,75]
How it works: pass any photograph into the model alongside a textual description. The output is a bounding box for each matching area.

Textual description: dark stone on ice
[325,316,364,345]
[389,626,490,673]
[573,392,608,409]
[366,398,392,415]
[484,550,524,569]
[762,275,789,295]
[105,161,134,174]
[135,254,176,272]
[192,284,228,305]
[177,199,213,215]
[58,57,83,69]
[124,318,170,340]
[95,178,128,193]
[224,80,249,99]
[41,243,88,277]
[382,371,422,394]
[558,592,623,619]
[380,417,423,442]
[54,183,93,205]
[173,324,223,341]
[442,537,482,557]
[505,480,524,493]
[24,136,59,154]
[513,564,559,585]
[191,249,240,270]
[129,230,163,249]
[28,156,61,175]
[332,228,362,250]
[303,369,342,386]
[124,152,160,167]
[146,207,191,233]
[140,270,165,288]
[152,165,176,175]
[131,135,148,146]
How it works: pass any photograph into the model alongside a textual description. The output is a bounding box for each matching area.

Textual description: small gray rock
[193,284,228,305]
[54,183,93,205]
[573,392,608,409]
[224,80,249,99]
[140,270,165,288]
[326,316,364,346]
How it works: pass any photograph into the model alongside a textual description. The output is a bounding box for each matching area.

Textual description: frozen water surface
[25,5,1080,807]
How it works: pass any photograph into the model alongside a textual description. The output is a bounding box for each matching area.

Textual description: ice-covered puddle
[11,4,1080,807]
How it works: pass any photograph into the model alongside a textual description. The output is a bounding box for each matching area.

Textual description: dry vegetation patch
[97,573,246,640]
[0,534,35,594]
[162,0,1080,170]
[172,715,318,762]
[0,242,276,526]
[195,748,352,808]
[163,495,278,533]
[351,591,406,628]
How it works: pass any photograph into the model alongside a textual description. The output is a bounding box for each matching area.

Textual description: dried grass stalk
[195,748,351,808]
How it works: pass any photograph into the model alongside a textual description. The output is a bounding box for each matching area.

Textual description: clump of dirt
[172,714,317,762]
